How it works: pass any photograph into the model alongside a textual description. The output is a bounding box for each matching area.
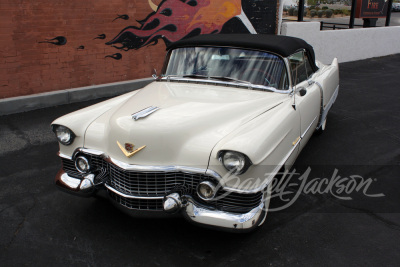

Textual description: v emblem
[117,141,146,158]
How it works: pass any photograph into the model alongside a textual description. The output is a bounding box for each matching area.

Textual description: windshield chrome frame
[160,45,294,94]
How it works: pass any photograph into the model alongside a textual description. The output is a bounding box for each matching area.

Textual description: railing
[319,21,363,30]
[282,18,366,31]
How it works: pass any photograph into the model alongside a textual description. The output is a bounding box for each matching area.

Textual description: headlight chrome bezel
[218,150,252,175]
[52,124,75,146]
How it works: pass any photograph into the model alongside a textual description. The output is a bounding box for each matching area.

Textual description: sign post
[355,0,390,27]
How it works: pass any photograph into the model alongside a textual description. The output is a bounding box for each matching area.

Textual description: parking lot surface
[1,54,399,266]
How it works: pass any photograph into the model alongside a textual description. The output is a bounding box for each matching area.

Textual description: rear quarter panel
[314,58,339,108]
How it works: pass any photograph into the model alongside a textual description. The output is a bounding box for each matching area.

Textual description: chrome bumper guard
[55,169,96,197]
[182,197,266,232]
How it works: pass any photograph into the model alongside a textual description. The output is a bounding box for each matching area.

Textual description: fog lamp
[197,181,217,201]
[75,156,90,173]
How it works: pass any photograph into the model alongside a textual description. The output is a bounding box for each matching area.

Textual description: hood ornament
[132,106,160,120]
[117,141,146,158]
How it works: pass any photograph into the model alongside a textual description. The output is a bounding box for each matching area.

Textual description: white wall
[281,22,400,64]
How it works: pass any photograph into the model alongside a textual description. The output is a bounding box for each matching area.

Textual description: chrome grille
[61,158,81,178]
[214,191,263,213]
[109,191,163,211]
[62,155,108,184]
[109,164,203,198]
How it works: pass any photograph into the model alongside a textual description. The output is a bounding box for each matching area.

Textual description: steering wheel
[240,69,275,87]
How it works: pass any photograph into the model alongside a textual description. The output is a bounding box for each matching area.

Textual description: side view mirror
[152,68,158,80]
[296,87,307,96]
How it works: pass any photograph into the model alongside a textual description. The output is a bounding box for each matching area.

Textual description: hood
[84,82,288,168]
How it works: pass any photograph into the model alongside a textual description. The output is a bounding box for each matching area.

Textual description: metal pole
[386,0,393,26]
[349,0,357,28]
[298,0,305,22]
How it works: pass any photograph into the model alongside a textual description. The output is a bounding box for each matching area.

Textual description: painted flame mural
[106,0,257,51]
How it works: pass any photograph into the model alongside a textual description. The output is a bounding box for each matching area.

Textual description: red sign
[355,0,389,18]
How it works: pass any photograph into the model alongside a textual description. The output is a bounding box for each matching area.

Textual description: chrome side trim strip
[301,115,318,139]
[104,184,164,199]
[317,85,339,129]
[132,106,160,120]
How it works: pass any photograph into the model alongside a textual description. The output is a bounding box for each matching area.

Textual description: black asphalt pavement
[1,55,400,266]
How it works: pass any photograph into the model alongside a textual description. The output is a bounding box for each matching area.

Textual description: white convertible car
[52,34,339,232]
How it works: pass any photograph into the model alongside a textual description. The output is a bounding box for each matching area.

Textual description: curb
[0,78,153,116]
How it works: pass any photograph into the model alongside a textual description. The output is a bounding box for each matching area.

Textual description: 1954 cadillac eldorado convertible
[52,34,339,232]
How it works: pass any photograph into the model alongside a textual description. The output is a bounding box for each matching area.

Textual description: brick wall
[0,0,277,99]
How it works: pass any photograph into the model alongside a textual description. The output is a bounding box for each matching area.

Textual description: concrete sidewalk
[1,54,399,266]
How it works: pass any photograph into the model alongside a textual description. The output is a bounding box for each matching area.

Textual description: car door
[288,51,321,152]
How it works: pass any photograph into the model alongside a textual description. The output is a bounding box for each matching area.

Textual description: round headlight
[75,156,90,173]
[197,181,217,201]
[220,151,251,174]
[53,125,75,145]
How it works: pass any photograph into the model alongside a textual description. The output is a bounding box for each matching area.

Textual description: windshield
[163,47,289,90]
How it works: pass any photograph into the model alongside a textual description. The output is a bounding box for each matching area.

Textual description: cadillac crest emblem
[117,141,146,158]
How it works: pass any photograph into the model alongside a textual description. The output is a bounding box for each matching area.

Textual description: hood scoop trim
[132,106,160,121]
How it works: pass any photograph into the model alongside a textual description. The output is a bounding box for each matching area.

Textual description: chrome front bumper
[55,169,266,232]
[183,198,266,232]
[55,169,96,197]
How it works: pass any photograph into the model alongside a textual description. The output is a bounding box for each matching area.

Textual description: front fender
[208,98,300,192]
[51,90,141,157]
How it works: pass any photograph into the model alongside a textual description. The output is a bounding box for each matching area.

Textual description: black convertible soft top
[167,34,318,71]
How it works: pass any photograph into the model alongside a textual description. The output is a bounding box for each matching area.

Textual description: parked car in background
[52,34,339,232]
[392,2,400,11]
